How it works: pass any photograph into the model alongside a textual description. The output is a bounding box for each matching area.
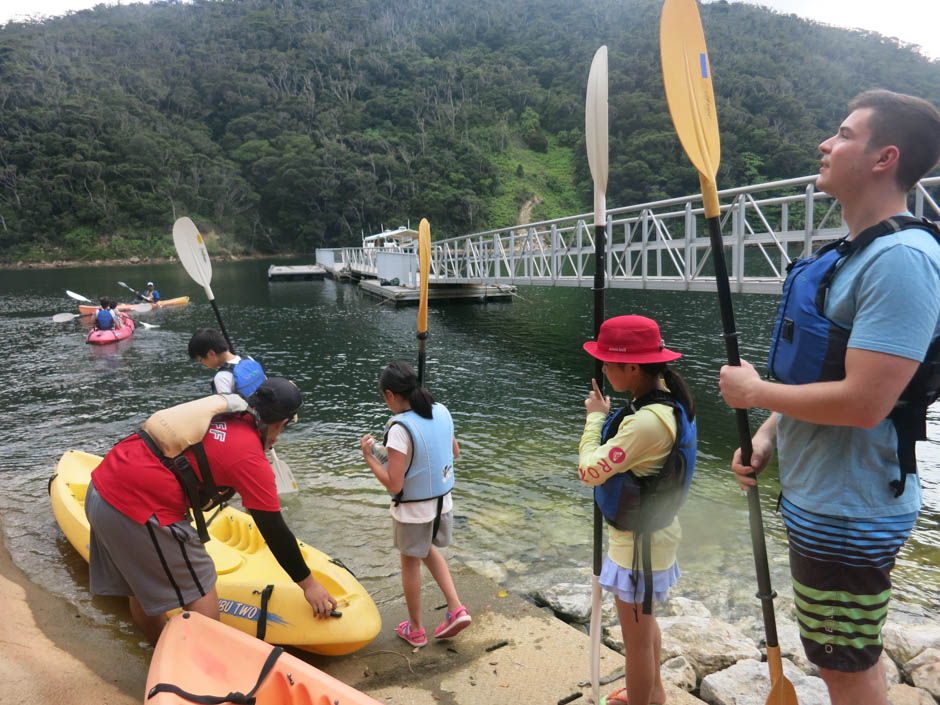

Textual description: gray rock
[532,582,593,623]
[908,653,940,699]
[699,658,828,705]
[660,616,761,679]
[887,684,937,705]
[903,647,940,681]
[883,650,902,688]
[662,655,697,692]
[665,596,711,618]
[883,622,940,665]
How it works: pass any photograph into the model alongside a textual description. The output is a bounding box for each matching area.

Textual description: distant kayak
[85,315,134,345]
[77,296,190,315]
[49,449,382,656]
[147,611,383,705]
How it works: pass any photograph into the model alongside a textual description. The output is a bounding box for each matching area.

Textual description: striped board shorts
[780,496,917,672]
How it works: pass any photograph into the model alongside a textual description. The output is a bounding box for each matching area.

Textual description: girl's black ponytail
[380,360,435,419]
[638,362,696,421]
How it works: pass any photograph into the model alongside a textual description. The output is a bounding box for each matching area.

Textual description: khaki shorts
[392,511,453,558]
[85,481,217,616]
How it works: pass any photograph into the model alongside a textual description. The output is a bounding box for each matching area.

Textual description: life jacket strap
[147,642,284,704]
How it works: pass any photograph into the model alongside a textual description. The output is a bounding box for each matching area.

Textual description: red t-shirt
[92,415,280,525]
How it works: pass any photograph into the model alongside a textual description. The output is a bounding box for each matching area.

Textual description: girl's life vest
[767,216,940,496]
[383,405,455,504]
[213,355,266,398]
[138,394,250,542]
[594,389,697,615]
[95,308,114,330]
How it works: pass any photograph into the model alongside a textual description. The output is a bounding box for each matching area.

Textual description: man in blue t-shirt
[719,90,940,705]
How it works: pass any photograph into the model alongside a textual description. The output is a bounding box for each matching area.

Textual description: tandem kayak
[147,611,383,705]
[49,450,382,655]
[77,296,190,315]
[85,315,134,345]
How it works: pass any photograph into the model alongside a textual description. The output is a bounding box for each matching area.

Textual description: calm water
[1,260,937,638]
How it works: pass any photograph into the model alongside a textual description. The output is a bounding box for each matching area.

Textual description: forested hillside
[1,0,938,262]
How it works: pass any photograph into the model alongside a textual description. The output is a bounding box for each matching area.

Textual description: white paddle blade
[172,217,215,298]
[52,312,78,322]
[131,303,153,312]
[65,289,92,303]
[589,576,602,702]
[139,321,159,329]
[268,448,298,495]
[585,45,609,225]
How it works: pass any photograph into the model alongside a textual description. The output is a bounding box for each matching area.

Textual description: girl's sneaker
[396,620,427,647]
[433,605,471,639]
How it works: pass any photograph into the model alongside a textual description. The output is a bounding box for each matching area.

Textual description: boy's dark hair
[188,328,230,359]
[99,296,110,307]
[380,360,434,419]
[848,90,940,191]
[108,300,118,309]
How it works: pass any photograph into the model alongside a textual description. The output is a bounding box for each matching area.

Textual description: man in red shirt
[86,377,336,643]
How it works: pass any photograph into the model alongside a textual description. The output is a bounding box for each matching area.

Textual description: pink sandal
[396,620,427,647]
[433,605,472,639]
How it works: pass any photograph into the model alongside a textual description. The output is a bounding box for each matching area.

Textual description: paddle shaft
[705,215,779,649]
[592,221,606,577]
[208,298,236,355]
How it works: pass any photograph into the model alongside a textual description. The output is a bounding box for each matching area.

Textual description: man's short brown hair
[848,90,940,191]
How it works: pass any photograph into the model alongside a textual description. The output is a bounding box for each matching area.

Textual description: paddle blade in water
[130,303,153,313]
[172,217,214,297]
[661,0,721,216]
[52,312,78,322]
[417,219,431,336]
[585,45,608,225]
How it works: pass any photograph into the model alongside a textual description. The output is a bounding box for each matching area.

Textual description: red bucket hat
[583,315,682,364]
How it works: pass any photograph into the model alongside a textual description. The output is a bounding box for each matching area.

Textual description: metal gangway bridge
[316,175,940,296]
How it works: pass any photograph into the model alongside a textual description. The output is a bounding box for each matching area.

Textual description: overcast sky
[2,0,939,60]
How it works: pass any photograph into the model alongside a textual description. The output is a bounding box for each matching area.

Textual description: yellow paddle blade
[418,218,431,335]
[585,45,608,226]
[765,645,799,705]
[661,0,721,218]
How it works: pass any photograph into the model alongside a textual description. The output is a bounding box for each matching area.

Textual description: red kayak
[85,315,134,345]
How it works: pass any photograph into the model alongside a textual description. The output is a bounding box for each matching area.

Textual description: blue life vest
[152,289,160,301]
[95,309,113,330]
[213,355,266,398]
[384,404,455,504]
[767,215,940,496]
[593,390,697,534]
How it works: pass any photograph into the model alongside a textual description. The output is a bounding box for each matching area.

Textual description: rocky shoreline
[0,252,289,270]
[531,578,940,705]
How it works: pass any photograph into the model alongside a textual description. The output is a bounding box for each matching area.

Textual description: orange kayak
[78,296,190,315]
[146,611,382,705]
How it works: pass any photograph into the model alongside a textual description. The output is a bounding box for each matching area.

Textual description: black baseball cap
[248,377,303,423]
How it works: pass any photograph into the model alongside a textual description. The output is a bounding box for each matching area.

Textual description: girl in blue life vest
[360,361,471,648]
[579,315,697,705]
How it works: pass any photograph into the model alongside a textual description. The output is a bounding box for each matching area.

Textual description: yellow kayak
[78,296,190,315]
[49,449,381,655]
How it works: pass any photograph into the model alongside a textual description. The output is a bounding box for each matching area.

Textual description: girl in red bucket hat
[579,315,697,705]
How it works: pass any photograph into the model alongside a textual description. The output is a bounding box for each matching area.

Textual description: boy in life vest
[188,328,266,398]
[719,90,940,705]
[579,315,696,705]
[85,377,336,644]
[93,297,123,330]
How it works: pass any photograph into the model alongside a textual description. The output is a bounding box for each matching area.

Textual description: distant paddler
[84,378,336,644]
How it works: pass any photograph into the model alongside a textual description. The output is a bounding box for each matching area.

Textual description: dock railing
[316,174,940,295]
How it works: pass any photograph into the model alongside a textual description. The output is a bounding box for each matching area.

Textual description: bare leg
[422,545,461,612]
[128,596,167,645]
[401,553,424,631]
[613,597,667,705]
[819,661,887,705]
[185,586,220,621]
